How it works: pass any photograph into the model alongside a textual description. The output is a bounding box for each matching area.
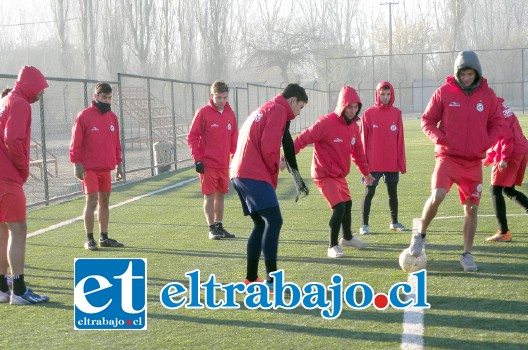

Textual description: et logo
[74,258,147,330]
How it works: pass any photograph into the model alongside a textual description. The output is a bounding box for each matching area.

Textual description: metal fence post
[147,78,155,176]
[117,73,127,182]
[171,81,178,169]
[39,97,50,205]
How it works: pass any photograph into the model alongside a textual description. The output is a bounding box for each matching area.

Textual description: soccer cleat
[340,236,368,249]
[359,225,369,235]
[460,253,478,272]
[0,290,10,303]
[243,277,264,285]
[390,222,410,231]
[208,227,222,240]
[215,223,236,238]
[10,289,49,305]
[409,233,425,256]
[99,238,124,248]
[486,231,512,242]
[327,245,344,258]
[84,238,98,251]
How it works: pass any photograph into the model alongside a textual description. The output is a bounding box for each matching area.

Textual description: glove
[285,161,309,202]
[195,161,204,174]
[115,164,124,181]
[74,163,85,180]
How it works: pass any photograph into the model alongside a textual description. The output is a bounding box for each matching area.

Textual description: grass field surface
[0,118,527,349]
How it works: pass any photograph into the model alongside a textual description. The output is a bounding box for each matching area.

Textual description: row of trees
[1,0,527,85]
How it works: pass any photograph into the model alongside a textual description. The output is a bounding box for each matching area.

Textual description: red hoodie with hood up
[0,66,48,184]
[421,51,502,161]
[294,86,370,179]
[361,81,406,173]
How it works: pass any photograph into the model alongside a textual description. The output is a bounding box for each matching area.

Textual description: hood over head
[334,85,362,120]
[453,51,482,93]
[13,66,48,103]
[374,81,395,107]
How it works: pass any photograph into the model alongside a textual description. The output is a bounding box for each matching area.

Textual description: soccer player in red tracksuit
[360,81,408,235]
[0,66,50,304]
[408,51,502,272]
[483,97,528,242]
[188,80,238,240]
[294,86,374,258]
[231,84,308,289]
[70,83,124,251]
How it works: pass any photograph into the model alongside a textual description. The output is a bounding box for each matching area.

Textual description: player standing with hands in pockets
[359,81,408,235]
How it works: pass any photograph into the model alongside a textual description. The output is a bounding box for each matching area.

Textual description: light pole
[381,1,398,81]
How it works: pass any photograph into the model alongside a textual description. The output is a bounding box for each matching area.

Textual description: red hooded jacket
[230,95,295,189]
[0,66,48,184]
[187,100,238,169]
[294,86,370,179]
[422,76,502,161]
[361,81,406,173]
[70,101,122,171]
[485,97,528,163]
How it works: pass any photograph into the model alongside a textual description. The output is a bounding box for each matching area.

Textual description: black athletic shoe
[215,223,236,238]
[99,238,124,247]
[84,238,99,251]
[208,227,222,240]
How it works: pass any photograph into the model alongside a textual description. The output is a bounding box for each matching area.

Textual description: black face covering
[94,100,111,114]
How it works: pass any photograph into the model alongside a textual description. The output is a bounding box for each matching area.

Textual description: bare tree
[101,0,127,78]
[52,0,71,77]
[121,0,156,75]
[194,0,232,81]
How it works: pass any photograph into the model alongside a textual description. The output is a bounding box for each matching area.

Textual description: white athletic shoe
[327,245,344,258]
[359,225,369,235]
[340,236,368,249]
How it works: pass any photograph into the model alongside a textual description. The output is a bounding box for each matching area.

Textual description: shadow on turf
[146,311,523,348]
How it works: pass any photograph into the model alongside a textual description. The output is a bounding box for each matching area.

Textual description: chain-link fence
[6,48,523,208]
[0,73,327,207]
[325,48,528,114]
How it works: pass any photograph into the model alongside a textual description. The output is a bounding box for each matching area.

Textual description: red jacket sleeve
[114,115,123,165]
[351,134,370,176]
[230,118,238,157]
[69,114,84,164]
[4,100,31,178]
[261,108,286,176]
[294,118,323,154]
[187,111,204,162]
[499,117,514,161]
[397,113,407,174]
[486,98,503,152]
[421,90,446,145]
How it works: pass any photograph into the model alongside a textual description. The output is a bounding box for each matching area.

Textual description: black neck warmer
[94,100,111,114]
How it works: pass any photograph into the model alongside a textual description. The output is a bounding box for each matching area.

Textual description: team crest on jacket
[476,102,484,112]
[110,124,115,132]
[351,137,356,145]
[390,124,397,131]
[227,123,232,130]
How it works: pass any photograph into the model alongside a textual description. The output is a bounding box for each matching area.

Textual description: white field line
[401,273,425,350]
[431,213,527,220]
[28,177,198,238]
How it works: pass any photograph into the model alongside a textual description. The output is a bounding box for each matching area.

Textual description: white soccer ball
[399,248,427,273]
